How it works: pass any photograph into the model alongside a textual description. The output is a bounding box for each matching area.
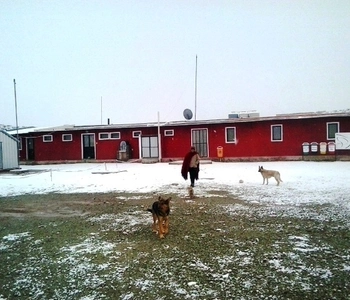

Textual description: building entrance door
[27,138,35,160]
[82,134,95,159]
[141,136,158,158]
[191,129,208,157]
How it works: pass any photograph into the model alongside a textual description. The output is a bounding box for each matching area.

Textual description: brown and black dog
[147,196,171,239]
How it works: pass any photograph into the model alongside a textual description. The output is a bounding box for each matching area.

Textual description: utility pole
[13,79,20,164]
[194,55,198,121]
[100,96,103,125]
[157,111,162,162]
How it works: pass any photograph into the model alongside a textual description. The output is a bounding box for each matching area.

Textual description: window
[43,135,53,142]
[327,122,339,140]
[62,134,72,142]
[110,132,121,139]
[98,132,121,140]
[164,129,174,136]
[225,127,236,143]
[271,125,283,141]
[133,131,141,138]
[99,133,109,140]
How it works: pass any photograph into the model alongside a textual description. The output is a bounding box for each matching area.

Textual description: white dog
[258,166,283,186]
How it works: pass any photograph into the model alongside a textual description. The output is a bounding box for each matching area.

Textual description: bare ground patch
[1,192,350,299]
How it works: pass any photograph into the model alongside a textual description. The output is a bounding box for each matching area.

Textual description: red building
[10,112,350,164]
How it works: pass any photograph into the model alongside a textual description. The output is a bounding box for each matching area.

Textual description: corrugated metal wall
[0,130,19,170]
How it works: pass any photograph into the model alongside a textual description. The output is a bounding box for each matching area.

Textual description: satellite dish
[183,108,193,120]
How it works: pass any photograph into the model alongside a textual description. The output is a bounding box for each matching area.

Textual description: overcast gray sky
[1,0,350,127]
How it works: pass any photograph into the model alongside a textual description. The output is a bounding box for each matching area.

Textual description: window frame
[164,129,174,137]
[110,132,121,140]
[327,122,339,140]
[99,133,109,140]
[225,127,236,143]
[43,135,53,142]
[133,131,141,138]
[271,124,283,142]
[62,134,73,142]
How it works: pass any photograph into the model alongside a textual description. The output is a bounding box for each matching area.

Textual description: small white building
[0,130,19,170]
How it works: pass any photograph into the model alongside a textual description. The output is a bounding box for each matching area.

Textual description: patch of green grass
[1,193,350,299]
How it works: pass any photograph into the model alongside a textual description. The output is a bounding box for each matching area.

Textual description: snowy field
[1,160,350,208]
[1,161,350,299]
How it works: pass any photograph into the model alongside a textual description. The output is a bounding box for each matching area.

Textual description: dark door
[27,138,35,160]
[82,134,95,159]
[192,129,208,157]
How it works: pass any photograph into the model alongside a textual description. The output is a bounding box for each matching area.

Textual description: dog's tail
[146,208,152,213]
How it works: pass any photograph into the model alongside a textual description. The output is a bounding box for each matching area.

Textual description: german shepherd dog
[147,196,171,239]
[258,166,283,186]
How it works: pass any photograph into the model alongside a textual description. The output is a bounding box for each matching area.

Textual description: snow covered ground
[1,160,349,208]
[1,160,350,299]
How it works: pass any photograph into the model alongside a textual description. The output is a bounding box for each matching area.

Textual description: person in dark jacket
[181,146,200,187]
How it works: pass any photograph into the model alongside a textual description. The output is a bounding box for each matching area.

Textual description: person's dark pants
[189,167,198,187]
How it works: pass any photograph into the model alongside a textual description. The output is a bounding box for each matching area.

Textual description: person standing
[181,146,200,187]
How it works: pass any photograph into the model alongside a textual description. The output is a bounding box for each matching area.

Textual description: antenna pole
[158,111,162,162]
[100,96,102,125]
[194,55,198,121]
[13,79,20,164]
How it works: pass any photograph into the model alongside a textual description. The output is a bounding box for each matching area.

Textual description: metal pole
[100,96,102,125]
[194,55,198,121]
[13,79,20,165]
[158,111,162,162]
